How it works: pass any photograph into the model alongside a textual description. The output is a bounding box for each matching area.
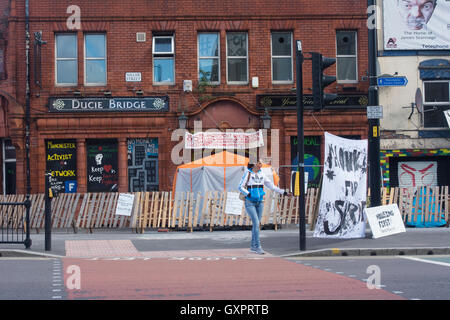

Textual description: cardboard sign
[365,204,406,239]
[116,193,135,216]
[225,192,243,215]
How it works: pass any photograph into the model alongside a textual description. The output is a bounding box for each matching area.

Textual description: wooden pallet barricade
[2,186,448,233]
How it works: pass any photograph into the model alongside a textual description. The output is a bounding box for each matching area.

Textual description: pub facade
[1,0,370,194]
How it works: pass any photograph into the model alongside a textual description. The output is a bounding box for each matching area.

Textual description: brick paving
[65,240,142,258]
[62,257,404,300]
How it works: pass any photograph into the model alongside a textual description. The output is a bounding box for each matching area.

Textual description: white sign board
[365,204,406,239]
[444,109,450,128]
[115,193,135,216]
[314,132,368,239]
[224,192,243,215]
[125,72,142,82]
[185,130,264,149]
[367,106,383,119]
[383,0,450,50]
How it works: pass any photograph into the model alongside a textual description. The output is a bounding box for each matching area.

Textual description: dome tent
[172,151,279,194]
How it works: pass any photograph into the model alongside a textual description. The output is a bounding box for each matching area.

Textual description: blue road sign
[377,76,408,87]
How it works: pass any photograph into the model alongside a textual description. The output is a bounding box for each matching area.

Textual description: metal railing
[0,199,32,248]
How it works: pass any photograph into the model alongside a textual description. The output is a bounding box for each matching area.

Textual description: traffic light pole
[45,172,52,251]
[295,41,306,251]
[368,0,381,207]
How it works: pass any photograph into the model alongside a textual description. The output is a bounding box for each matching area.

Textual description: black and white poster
[314,133,368,238]
[383,0,450,50]
[46,139,77,193]
[87,140,119,192]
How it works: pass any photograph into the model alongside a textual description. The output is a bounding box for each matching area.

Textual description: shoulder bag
[239,172,251,200]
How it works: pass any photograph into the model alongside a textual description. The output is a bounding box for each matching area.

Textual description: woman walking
[239,159,290,254]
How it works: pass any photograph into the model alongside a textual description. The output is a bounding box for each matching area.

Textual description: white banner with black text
[314,132,368,238]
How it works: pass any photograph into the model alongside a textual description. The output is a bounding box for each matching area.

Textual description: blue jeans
[244,199,264,249]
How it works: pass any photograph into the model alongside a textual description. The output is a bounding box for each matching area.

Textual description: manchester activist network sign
[46,139,77,193]
[383,0,450,50]
[314,133,368,238]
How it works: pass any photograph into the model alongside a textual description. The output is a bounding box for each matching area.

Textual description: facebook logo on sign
[65,181,77,193]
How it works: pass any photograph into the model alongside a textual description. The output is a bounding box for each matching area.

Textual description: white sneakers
[250,247,265,254]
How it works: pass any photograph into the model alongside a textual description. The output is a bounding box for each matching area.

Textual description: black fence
[0,199,32,248]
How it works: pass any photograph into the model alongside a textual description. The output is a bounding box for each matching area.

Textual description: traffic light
[311,52,338,110]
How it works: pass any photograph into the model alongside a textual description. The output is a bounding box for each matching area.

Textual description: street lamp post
[295,40,306,251]
[24,0,32,249]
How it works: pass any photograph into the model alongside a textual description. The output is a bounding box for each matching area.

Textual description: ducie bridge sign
[48,96,169,112]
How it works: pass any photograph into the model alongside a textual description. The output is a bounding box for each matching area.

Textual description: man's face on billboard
[397,0,437,30]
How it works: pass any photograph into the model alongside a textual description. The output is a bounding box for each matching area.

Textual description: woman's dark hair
[247,156,260,169]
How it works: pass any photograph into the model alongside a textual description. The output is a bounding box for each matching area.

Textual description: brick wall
[6,0,369,193]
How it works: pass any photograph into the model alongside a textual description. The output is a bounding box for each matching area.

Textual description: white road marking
[400,256,450,268]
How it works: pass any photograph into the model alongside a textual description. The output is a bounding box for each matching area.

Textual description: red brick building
[1,0,370,194]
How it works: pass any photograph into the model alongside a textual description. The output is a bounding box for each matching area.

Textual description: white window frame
[336,30,358,84]
[55,33,78,86]
[271,31,293,84]
[422,80,450,128]
[226,32,248,85]
[84,33,107,86]
[152,35,175,85]
[198,32,220,85]
[152,36,174,54]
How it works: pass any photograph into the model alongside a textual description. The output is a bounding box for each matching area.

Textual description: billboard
[383,0,450,50]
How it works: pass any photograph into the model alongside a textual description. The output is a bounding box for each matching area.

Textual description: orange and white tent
[172,151,279,193]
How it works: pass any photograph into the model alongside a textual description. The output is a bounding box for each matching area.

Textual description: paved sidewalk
[1,226,449,258]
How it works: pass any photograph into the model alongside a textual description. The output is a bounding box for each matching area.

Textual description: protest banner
[314,132,368,238]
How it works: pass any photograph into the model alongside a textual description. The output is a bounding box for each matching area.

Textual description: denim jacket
[238,168,284,202]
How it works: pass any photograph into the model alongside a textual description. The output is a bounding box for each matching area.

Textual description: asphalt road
[288,255,450,300]
[1,254,448,301]
[0,257,67,300]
